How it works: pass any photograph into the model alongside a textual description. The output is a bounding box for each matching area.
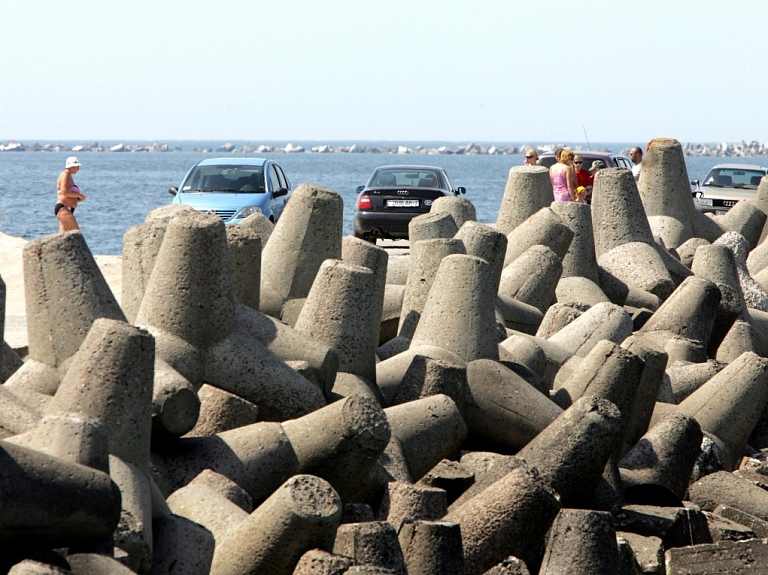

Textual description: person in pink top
[549,148,579,202]
[55,156,87,232]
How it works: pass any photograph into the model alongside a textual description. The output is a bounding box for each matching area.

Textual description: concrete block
[259,183,343,319]
[408,211,458,244]
[445,463,560,575]
[539,509,620,575]
[333,521,407,575]
[210,475,341,575]
[503,207,574,266]
[496,165,553,234]
[410,255,500,362]
[499,245,562,313]
[431,195,477,229]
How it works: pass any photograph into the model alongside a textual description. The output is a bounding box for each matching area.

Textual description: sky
[1,1,766,144]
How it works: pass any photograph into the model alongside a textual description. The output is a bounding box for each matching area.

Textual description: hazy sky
[1,1,766,144]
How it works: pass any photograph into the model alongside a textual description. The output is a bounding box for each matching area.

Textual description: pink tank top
[550,169,571,202]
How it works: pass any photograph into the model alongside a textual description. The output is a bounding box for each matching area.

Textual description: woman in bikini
[55,156,87,232]
[549,148,580,202]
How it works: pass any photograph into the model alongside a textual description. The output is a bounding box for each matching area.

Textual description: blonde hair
[560,148,574,163]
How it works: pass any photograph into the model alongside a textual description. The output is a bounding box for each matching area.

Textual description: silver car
[692,163,768,214]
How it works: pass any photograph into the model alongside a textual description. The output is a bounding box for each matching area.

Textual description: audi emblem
[397,190,409,196]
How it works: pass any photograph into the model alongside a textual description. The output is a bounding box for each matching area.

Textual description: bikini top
[70,185,81,193]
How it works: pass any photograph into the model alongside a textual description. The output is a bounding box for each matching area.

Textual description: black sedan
[353,165,466,243]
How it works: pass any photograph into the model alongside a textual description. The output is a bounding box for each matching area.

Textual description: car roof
[709,163,768,171]
[538,151,620,159]
[196,157,268,167]
[372,165,442,171]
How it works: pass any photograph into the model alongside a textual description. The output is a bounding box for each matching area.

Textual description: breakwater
[3,139,768,157]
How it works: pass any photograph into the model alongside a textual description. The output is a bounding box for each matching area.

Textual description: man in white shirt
[629,147,643,182]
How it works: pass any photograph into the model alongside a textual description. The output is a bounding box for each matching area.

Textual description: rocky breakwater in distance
[4,138,768,156]
[5,139,768,572]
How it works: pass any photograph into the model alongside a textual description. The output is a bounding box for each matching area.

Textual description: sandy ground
[0,231,123,350]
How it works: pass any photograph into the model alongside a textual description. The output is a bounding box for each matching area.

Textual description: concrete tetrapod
[590,167,656,259]
[538,509,620,575]
[516,396,625,508]
[444,462,561,575]
[408,211,459,244]
[334,521,408,575]
[499,245,562,314]
[691,243,749,356]
[343,235,389,361]
[4,231,128,396]
[496,165,553,235]
[550,200,599,282]
[410,254,500,363]
[135,209,325,421]
[639,276,722,350]
[210,474,342,575]
[398,238,466,341]
[385,394,468,482]
[259,183,343,321]
[282,394,391,502]
[398,520,466,575]
[294,259,378,386]
[503,207,574,266]
[676,351,768,471]
[619,412,703,501]
[430,195,477,230]
[225,224,262,311]
[462,358,562,453]
[638,137,724,247]
[0,440,121,548]
[546,301,634,359]
[45,318,154,471]
[455,220,508,295]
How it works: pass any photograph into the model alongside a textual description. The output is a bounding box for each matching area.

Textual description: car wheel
[355,232,376,244]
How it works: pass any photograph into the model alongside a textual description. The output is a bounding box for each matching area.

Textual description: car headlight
[234,206,263,219]
[698,198,713,206]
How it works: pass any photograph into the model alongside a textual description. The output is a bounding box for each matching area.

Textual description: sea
[0,140,764,256]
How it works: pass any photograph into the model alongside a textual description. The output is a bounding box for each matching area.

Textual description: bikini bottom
[54,203,75,216]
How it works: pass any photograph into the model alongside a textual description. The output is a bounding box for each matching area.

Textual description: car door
[269,163,291,220]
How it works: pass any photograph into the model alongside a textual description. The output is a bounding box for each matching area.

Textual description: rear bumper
[354,211,420,238]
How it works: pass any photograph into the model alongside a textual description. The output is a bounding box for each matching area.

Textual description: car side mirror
[691,179,699,187]
[356,185,365,193]
[456,186,466,195]
[169,186,178,196]
[273,187,288,198]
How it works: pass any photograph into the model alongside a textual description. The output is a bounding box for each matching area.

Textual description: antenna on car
[243,142,249,158]
[582,124,591,150]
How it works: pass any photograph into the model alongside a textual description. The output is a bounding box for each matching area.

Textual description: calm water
[0,141,764,255]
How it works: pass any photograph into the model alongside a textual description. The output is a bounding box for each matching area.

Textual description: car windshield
[371,169,442,188]
[703,168,765,189]
[182,165,266,193]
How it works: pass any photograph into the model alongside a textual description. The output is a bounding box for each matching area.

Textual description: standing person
[573,155,592,203]
[524,148,539,165]
[55,156,86,232]
[629,147,643,182]
[549,148,578,202]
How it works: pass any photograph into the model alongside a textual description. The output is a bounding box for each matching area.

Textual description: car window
[441,170,455,191]
[275,164,289,190]
[372,169,442,187]
[268,165,281,192]
[703,168,767,188]
[183,165,265,192]
[538,157,557,168]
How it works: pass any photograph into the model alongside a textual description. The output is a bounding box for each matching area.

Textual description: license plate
[387,199,419,207]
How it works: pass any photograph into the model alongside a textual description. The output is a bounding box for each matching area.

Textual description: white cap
[65,156,82,168]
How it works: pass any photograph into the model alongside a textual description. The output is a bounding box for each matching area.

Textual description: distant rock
[109,143,125,152]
